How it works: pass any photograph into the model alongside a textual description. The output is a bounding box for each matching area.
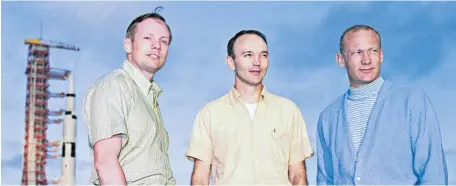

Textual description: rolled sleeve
[289,104,314,165]
[83,81,129,149]
[186,106,213,164]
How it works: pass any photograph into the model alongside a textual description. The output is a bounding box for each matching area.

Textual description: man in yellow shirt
[186,30,313,185]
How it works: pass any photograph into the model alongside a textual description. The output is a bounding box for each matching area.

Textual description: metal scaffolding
[21,38,79,185]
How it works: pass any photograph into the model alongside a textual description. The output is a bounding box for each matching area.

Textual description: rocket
[61,71,76,185]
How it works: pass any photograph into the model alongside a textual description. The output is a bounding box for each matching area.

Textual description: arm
[191,159,211,185]
[410,91,448,184]
[82,81,130,185]
[94,135,126,185]
[316,114,334,185]
[288,104,313,185]
[288,160,308,185]
[186,105,213,185]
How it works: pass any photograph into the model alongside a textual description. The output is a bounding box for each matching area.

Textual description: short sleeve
[82,80,129,149]
[289,104,314,165]
[186,105,213,164]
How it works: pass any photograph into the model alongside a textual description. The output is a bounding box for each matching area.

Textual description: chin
[358,73,377,81]
[147,63,163,69]
[359,78,377,84]
[247,80,262,86]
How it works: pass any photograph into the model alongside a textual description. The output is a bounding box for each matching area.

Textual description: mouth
[249,69,262,76]
[359,68,374,73]
[147,54,160,59]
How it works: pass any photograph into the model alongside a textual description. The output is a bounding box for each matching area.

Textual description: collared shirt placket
[238,96,265,185]
[251,102,261,184]
[149,85,171,181]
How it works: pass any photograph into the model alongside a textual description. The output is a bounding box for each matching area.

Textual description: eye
[143,36,151,40]
[160,40,168,45]
[244,53,253,57]
[262,53,268,58]
[349,51,362,56]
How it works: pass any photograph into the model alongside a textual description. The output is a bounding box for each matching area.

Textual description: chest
[327,98,412,162]
[125,92,165,144]
[210,103,292,161]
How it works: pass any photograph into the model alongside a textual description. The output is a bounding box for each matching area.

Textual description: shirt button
[356,177,361,181]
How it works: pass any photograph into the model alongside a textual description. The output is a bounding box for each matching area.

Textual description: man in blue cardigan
[316,24,448,185]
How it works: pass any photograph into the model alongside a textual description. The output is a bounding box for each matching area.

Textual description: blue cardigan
[317,80,448,185]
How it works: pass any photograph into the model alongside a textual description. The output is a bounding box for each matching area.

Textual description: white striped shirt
[346,77,384,151]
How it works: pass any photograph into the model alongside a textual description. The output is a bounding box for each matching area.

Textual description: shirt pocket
[269,126,290,167]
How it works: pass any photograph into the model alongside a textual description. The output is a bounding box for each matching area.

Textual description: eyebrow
[241,51,252,55]
[241,51,268,55]
[351,47,379,52]
[144,33,169,40]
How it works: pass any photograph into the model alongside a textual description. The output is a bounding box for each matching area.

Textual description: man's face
[227,34,269,87]
[124,18,170,76]
[337,29,383,88]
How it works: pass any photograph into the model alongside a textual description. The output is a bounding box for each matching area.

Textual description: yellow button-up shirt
[186,87,313,185]
[83,60,175,185]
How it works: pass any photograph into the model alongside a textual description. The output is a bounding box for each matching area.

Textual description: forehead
[135,18,169,36]
[344,29,380,49]
[234,34,267,53]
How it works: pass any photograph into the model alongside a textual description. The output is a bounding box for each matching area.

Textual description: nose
[252,55,260,66]
[361,51,371,65]
[151,39,162,51]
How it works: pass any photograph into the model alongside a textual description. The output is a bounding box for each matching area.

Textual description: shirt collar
[228,85,269,105]
[122,59,162,97]
[348,76,384,100]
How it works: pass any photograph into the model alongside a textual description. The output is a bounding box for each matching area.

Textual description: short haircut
[227,30,267,59]
[125,6,172,45]
[339,24,381,54]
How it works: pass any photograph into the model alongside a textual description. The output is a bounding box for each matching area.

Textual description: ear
[379,48,384,64]
[336,53,346,67]
[124,38,132,54]
[226,56,235,71]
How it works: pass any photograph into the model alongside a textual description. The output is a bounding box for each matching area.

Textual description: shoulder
[265,91,299,111]
[191,92,232,128]
[198,92,232,114]
[316,93,345,140]
[385,80,432,109]
[387,80,427,97]
[319,93,345,120]
[85,68,134,97]
[83,68,137,110]
[82,69,135,123]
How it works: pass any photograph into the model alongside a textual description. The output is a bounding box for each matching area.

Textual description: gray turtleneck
[346,77,384,151]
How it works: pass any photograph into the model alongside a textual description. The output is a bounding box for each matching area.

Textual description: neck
[348,76,384,99]
[350,76,380,88]
[127,57,154,81]
[234,82,263,104]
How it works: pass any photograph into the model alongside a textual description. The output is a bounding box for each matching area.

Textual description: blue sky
[2,1,456,185]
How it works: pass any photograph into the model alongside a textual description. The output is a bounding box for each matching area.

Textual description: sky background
[2,1,456,185]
